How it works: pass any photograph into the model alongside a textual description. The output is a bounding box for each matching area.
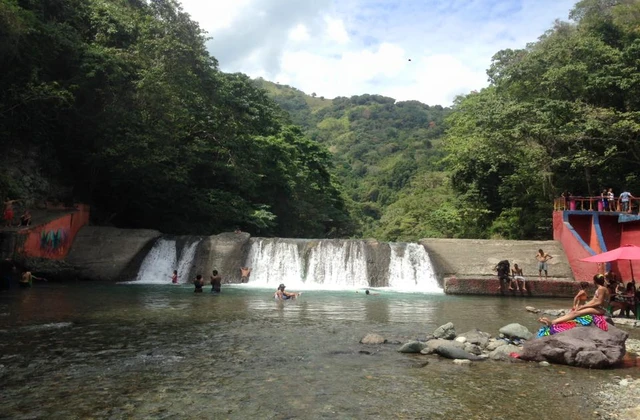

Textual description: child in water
[171,270,178,284]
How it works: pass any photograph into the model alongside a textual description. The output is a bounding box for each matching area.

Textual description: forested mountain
[3,0,639,242]
[0,0,354,237]
[253,79,453,240]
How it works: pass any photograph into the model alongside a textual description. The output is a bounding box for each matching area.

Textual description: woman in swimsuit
[539,274,609,326]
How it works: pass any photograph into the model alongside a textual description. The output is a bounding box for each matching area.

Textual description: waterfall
[305,241,369,288]
[388,243,441,292]
[244,238,441,292]
[130,237,200,284]
[245,239,305,286]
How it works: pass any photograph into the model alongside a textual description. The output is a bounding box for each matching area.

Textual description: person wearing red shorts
[3,198,19,227]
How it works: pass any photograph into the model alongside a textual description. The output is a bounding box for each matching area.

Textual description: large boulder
[435,344,483,361]
[420,339,464,355]
[499,323,533,341]
[398,341,427,353]
[458,329,491,348]
[433,322,456,339]
[520,325,628,368]
[489,344,522,361]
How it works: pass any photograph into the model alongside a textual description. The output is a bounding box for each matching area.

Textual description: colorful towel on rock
[536,314,609,337]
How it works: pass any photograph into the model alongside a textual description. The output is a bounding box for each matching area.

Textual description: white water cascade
[132,238,201,284]
[244,238,442,292]
[387,243,441,292]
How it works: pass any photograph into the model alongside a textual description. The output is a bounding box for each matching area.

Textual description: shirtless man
[19,270,47,288]
[536,249,553,280]
[240,267,251,283]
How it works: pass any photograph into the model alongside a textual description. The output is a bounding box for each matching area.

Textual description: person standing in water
[274,284,300,300]
[210,270,222,293]
[536,249,553,280]
[171,270,179,284]
[240,267,251,283]
[193,274,204,293]
[19,269,47,288]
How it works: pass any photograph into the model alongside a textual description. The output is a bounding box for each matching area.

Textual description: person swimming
[274,283,300,300]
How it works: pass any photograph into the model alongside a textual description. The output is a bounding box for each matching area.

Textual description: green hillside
[253,79,455,240]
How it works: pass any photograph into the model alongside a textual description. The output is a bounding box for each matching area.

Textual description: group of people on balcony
[560,189,636,213]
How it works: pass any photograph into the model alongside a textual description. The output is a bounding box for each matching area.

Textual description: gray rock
[489,344,522,361]
[486,340,507,351]
[453,359,472,365]
[360,334,386,345]
[398,341,427,353]
[463,343,483,355]
[420,338,464,355]
[433,322,456,340]
[539,361,551,367]
[436,344,483,360]
[520,325,629,368]
[458,329,491,348]
[542,309,567,317]
[526,306,540,313]
[499,323,533,340]
[455,337,467,344]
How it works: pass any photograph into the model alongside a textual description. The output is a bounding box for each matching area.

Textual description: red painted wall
[17,204,90,260]
[553,212,597,281]
[554,211,640,282]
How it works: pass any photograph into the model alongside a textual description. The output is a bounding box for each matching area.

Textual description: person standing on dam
[536,249,553,280]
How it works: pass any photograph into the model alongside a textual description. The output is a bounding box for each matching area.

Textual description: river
[1,283,638,419]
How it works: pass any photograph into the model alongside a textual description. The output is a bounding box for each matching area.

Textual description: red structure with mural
[553,196,640,281]
[16,204,90,259]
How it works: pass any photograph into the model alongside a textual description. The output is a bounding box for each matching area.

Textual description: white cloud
[179,0,578,106]
[324,16,350,44]
[289,24,310,42]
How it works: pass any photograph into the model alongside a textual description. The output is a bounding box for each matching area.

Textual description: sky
[178,0,577,106]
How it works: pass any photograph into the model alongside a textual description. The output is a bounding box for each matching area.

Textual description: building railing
[554,196,640,213]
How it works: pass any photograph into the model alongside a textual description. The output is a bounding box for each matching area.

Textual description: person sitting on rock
[539,274,609,326]
[572,282,589,311]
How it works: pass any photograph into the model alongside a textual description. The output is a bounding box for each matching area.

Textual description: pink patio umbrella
[580,244,640,281]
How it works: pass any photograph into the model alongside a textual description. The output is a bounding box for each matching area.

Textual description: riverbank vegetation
[2,0,639,240]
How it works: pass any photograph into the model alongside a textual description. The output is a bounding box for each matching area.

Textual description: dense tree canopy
[443,0,640,239]
[0,0,354,237]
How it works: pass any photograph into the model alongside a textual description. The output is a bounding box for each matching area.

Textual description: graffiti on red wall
[40,228,70,257]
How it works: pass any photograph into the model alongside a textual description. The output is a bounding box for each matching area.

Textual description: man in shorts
[536,249,553,280]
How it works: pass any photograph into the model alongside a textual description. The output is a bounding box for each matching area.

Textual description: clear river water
[1,283,639,419]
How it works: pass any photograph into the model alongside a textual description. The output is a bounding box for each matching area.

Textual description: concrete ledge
[444,276,582,298]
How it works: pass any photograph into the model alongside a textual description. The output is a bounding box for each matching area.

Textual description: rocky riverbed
[375,306,640,419]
